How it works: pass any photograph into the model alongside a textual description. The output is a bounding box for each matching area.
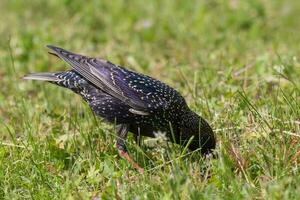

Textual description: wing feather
[47,45,149,113]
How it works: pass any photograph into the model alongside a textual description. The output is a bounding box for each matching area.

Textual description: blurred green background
[0,0,299,199]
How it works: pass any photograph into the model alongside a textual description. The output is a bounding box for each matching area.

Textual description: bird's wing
[47,45,167,114]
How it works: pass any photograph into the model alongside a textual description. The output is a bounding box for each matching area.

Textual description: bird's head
[178,110,216,155]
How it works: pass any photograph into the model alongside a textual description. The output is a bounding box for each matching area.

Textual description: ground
[0,0,300,199]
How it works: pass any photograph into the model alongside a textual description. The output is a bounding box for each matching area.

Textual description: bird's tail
[23,72,62,82]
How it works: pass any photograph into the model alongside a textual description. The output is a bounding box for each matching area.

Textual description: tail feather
[23,72,61,82]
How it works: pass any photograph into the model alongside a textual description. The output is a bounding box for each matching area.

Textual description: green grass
[0,0,300,199]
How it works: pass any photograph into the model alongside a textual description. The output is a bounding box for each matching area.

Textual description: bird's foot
[118,149,144,173]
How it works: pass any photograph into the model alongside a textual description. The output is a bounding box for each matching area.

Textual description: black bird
[24,45,215,172]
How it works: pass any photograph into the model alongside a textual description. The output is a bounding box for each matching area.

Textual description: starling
[24,45,215,173]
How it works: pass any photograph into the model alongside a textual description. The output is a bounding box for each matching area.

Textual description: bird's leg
[116,124,144,173]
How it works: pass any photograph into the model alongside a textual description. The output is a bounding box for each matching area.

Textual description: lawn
[0,0,300,199]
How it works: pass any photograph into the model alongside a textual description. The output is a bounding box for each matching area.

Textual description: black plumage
[24,45,215,172]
